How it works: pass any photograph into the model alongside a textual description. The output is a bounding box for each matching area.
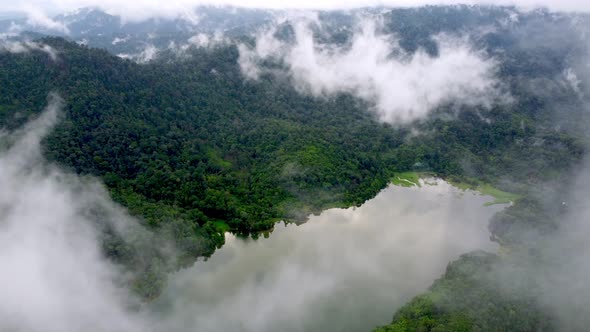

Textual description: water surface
[155,180,503,332]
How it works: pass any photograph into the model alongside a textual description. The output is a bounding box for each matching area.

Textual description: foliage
[391,171,422,188]
[375,251,554,332]
[448,178,522,206]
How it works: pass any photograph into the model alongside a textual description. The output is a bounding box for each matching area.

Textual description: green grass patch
[449,178,521,206]
[391,171,421,188]
[213,221,231,233]
[478,184,522,206]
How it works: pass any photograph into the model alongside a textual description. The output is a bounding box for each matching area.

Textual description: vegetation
[449,178,522,206]
[375,252,554,332]
[391,171,422,188]
[479,184,522,206]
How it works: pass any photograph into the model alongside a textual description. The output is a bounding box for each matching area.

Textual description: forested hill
[2,37,405,231]
[0,31,585,299]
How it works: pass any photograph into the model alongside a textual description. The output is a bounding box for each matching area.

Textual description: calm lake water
[154,179,504,332]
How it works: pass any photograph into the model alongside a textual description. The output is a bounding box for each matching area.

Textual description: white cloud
[187,31,226,48]
[239,19,504,123]
[0,39,58,61]
[563,68,583,95]
[112,35,129,45]
[118,43,158,63]
[164,32,228,58]
[1,0,590,25]
[22,4,70,34]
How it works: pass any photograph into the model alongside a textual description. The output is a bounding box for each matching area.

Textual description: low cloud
[480,159,590,331]
[533,164,590,330]
[166,31,228,57]
[22,4,70,34]
[0,39,58,61]
[239,18,505,123]
[187,31,226,48]
[112,35,130,45]
[118,43,158,63]
[0,94,149,332]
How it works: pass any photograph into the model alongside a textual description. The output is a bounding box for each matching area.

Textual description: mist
[419,17,590,331]
[0,39,58,60]
[166,32,229,58]
[117,43,159,63]
[509,27,590,329]
[22,4,70,34]
[537,161,590,330]
[0,94,149,332]
[238,18,505,124]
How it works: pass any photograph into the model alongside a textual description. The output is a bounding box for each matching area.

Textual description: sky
[1,0,590,22]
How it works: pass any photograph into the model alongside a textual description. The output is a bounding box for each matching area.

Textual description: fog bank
[0,94,149,332]
[0,39,58,60]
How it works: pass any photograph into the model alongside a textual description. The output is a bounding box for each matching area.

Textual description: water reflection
[155,180,504,332]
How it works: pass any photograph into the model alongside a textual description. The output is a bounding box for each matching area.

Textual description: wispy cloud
[0,39,58,61]
[239,18,505,123]
[117,43,158,63]
[22,4,70,34]
[0,94,148,332]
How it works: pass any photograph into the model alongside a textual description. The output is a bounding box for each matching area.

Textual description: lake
[154,179,504,332]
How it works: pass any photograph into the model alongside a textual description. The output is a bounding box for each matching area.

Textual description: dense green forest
[1,5,588,328]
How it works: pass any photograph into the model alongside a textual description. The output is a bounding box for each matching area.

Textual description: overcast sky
[1,0,590,22]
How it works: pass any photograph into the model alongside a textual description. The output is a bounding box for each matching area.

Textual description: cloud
[521,40,590,330]
[112,35,129,45]
[239,18,504,123]
[117,43,158,63]
[187,31,226,48]
[0,93,149,332]
[541,163,590,330]
[563,68,583,96]
[479,157,590,331]
[1,0,590,24]
[166,31,228,57]
[0,39,58,61]
[22,4,70,34]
